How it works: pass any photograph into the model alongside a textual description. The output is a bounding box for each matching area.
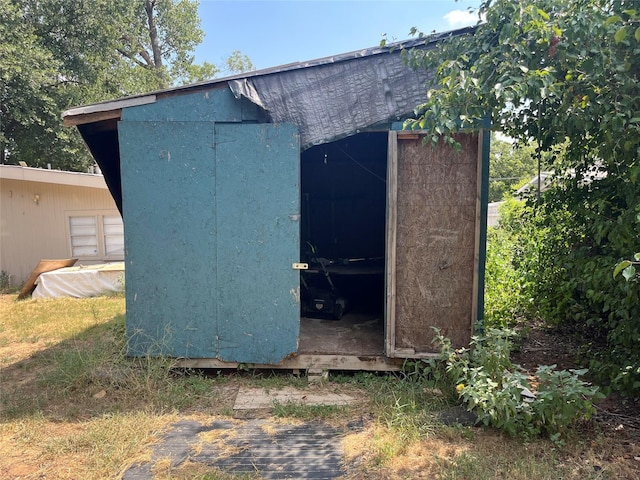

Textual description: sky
[195,0,482,71]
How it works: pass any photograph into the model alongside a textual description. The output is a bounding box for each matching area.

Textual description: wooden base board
[177,353,404,372]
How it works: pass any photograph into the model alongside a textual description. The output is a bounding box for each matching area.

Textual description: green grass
[0,293,637,480]
[0,294,126,343]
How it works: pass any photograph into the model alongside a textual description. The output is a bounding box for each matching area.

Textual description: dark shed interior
[301,132,387,261]
[298,132,387,355]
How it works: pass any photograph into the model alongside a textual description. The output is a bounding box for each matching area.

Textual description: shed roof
[62,26,476,213]
[62,26,474,128]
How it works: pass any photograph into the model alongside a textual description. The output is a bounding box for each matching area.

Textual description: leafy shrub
[490,187,640,399]
[614,251,640,283]
[400,0,640,399]
[484,226,522,327]
[424,328,603,441]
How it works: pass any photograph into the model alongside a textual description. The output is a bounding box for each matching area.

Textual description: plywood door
[386,131,481,357]
[119,121,300,363]
[214,123,301,363]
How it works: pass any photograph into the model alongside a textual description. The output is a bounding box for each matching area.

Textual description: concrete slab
[233,386,356,410]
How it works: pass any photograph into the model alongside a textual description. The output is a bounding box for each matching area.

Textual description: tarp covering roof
[63,26,475,137]
[228,47,432,149]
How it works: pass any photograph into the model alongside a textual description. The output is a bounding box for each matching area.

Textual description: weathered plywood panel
[298,314,384,356]
[119,121,217,358]
[119,120,300,363]
[121,87,246,123]
[214,123,300,364]
[391,133,479,352]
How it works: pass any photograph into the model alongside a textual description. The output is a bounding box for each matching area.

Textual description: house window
[67,213,124,259]
[103,215,124,256]
[69,216,98,257]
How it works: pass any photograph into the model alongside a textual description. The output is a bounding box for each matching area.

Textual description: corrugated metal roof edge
[62,25,477,119]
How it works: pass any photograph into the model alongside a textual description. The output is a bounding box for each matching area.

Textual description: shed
[62,27,489,371]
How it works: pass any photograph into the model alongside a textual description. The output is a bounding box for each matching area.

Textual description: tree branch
[144,0,163,69]
[120,34,154,67]
[116,47,149,68]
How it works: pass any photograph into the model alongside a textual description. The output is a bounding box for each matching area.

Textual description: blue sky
[195,0,482,71]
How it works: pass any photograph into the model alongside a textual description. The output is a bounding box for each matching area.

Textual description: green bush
[425,328,603,441]
[484,227,522,327]
[488,187,640,399]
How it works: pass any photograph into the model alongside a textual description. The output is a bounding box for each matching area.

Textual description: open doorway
[298,132,388,356]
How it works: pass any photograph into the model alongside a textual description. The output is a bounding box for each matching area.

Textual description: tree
[116,0,214,89]
[0,0,59,165]
[224,50,255,75]
[401,0,640,396]
[1,0,251,171]
[489,136,539,202]
[5,0,135,170]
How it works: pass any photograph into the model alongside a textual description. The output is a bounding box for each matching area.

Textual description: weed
[421,327,604,441]
[0,270,13,293]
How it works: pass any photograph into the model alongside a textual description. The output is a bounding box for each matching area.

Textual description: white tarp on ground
[32,262,124,299]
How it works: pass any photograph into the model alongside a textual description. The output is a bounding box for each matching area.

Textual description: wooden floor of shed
[298,312,384,356]
[177,311,392,372]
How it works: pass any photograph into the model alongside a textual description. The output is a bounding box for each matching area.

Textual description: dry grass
[0,412,177,478]
[0,294,234,479]
[341,424,640,479]
[0,294,125,345]
[1,293,640,479]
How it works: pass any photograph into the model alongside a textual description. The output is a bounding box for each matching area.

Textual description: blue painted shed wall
[119,87,300,363]
[122,87,259,123]
[120,121,217,357]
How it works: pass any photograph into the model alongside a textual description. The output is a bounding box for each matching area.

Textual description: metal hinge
[292,263,309,270]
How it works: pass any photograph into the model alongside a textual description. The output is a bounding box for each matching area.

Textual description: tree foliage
[223,50,256,76]
[404,0,640,396]
[1,0,250,171]
[0,0,60,166]
[489,136,539,202]
[116,0,214,89]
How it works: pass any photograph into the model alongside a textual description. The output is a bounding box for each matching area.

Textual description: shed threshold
[176,354,403,372]
[175,311,437,372]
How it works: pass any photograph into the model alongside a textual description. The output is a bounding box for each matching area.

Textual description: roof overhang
[63,96,157,127]
[0,164,108,189]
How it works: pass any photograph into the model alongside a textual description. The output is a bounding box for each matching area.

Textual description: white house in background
[487,201,502,227]
[0,164,123,287]
[488,172,556,227]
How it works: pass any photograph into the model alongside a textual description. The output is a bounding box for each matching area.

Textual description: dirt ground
[512,321,640,469]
